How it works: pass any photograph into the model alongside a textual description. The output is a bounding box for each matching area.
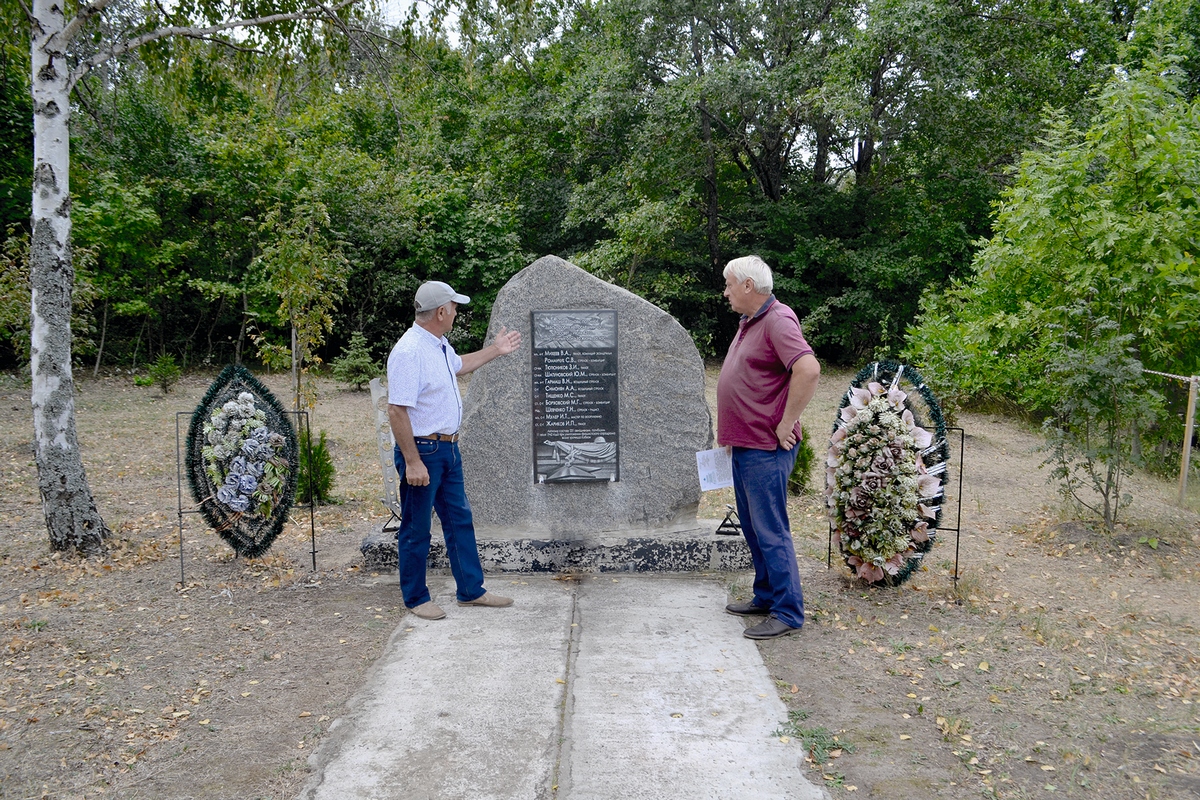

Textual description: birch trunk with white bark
[30,0,109,553]
[26,0,352,553]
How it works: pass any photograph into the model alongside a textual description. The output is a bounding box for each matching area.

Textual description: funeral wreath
[826,361,950,586]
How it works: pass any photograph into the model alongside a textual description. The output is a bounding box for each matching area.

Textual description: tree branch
[71,73,108,133]
[696,102,784,198]
[194,34,266,55]
[59,0,120,45]
[960,10,1057,31]
[705,23,738,57]
[343,23,407,49]
[67,0,358,92]
[313,4,404,123]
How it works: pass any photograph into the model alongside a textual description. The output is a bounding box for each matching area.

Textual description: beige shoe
[457,592,513,608]
[409,601,446,620]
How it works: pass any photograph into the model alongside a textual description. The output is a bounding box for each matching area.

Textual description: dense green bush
[148,353,181,394]
[331,331,381,390]
[788,434,816,497]
[905,54,1200,455]
[297,428,336,506]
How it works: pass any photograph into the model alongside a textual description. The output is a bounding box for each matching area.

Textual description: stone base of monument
[360,520,752,573]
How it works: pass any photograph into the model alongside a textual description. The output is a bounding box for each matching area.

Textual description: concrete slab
[299,575,827,800]
[298,578,575,800]
[559,577,825,800]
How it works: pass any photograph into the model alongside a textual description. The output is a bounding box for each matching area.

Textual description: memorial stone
[460,255,711,537]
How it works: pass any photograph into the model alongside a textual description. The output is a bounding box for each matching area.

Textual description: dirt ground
[1,364,1198,800]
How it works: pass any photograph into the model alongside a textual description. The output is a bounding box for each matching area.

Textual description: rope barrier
[1143,369,1197,382]
[1139,370,1198,506]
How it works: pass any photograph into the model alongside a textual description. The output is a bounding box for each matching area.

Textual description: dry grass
[729,367,1200,800]
[0,371,399,800]
[0,365,1198,799]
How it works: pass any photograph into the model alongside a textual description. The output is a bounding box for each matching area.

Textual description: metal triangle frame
[716,504,741,536]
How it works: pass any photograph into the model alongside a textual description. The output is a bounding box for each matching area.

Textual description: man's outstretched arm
[458,326,522,375]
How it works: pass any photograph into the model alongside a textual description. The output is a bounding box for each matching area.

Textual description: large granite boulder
[460,255,712,537]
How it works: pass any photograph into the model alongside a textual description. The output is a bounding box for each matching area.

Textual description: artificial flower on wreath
[186,365,298,557]
[203,394,288,515]
[826,361,950,586]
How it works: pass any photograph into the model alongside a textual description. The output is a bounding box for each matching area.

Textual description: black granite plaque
[531,310,619,483]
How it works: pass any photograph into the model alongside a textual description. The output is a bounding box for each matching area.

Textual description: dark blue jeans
[731,446,805,628]
[394,440,486,608]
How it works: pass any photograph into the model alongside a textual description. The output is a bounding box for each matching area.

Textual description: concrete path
[298,575,827,800]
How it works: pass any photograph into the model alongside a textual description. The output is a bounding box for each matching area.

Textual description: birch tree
[26,0,356,554]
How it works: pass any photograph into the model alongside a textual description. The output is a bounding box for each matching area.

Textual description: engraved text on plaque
[531,310,619,483]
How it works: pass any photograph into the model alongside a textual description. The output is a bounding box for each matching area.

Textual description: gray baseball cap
[414,281,470,312]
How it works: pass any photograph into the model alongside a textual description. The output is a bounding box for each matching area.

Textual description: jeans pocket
[416,439,438,456]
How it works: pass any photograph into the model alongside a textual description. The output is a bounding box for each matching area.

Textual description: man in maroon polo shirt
[717,256,821,639]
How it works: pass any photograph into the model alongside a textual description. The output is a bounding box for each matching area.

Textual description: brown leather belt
[416,432,459,442]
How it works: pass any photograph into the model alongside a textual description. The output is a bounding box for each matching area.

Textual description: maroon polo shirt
[716,296,814,450]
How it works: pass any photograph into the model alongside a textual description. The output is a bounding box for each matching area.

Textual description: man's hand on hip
[775,420,799,451]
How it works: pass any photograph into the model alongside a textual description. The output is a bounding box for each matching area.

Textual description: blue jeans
[731,446,805,628]
[394,441,486,607]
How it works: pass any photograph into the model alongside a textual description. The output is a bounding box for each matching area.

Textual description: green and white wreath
[185,365,298,558]
[825,361,950,586]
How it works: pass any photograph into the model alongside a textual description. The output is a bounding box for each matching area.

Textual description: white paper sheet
[696,447,733,491]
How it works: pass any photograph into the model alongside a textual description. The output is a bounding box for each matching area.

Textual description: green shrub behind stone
[148,353,181,394]
[297,428,336,506]
[331,331,380,391]
[788,433,816,496]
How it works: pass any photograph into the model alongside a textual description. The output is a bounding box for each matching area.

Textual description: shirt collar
[741,294,776,323]
[412,323,447,347]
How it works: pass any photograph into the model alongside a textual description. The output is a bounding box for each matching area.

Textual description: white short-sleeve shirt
[386,324,463,436]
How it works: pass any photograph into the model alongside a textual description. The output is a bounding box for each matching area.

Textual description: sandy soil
[1,365,1198,800]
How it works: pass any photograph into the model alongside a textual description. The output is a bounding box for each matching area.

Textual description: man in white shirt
[387,281,522,620]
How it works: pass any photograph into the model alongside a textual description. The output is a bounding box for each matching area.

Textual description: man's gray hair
[414,306,438,323]
[723,256,773,294]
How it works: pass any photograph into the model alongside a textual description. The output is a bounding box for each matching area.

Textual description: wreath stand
[173,410,318,586]
[827,426,966,587]
[716,504,742,535]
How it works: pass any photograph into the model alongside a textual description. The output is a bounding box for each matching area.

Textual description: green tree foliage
[1040,303,1161,531]
[906,51,1200,409]
[73,172,193,370]
[69,20,530,369]
[52,0,1150,375]
[331,330,381,390]
[0,226,98,367]
[0,9,32,370]
[0,18,31,238]
[451,0,1124,358]
[0,228,31,362]
[1126,0,1200,98]
[297,427,336,506]
[252,196,350,410]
